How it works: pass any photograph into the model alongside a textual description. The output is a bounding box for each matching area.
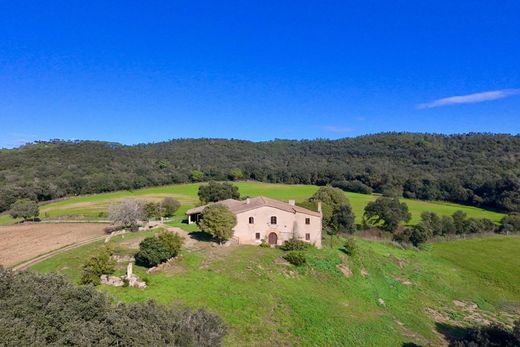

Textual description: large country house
[186,196,322,248]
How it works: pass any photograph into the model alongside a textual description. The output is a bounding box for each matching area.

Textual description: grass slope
[30,231,520,346]
[5,182,504,225]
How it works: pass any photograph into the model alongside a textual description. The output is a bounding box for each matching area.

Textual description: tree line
[1,133,520,214]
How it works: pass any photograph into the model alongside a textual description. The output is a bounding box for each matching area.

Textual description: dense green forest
[1,133,519,213]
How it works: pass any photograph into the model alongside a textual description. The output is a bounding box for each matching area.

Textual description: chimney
[288,200,295,206]
[246,198,250,205]
[317,201,322,214]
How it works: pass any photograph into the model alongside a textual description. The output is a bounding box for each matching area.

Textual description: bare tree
[108,199,145,231]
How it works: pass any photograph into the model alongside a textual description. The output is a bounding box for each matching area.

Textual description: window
[270,216,277,224]
[255,232,261,240]
[305,233,310,241]
[305,218,310,225]
[249,216,254,224]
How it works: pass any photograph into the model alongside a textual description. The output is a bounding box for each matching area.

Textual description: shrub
[9,199,39,221]
[135,231,183,267]
[259,239,271,248]
[342,238,357,256]
[144,202,163,220]
[103,224,125,234]
[0,267,227,346]
[283,251,306,266]
[409,224,433,246]
[500,213,520,234]
[80,246,116,285]
[392,227,413,244]
[162,197,181,217]
[157,230,183,255]
[280,238,311,251]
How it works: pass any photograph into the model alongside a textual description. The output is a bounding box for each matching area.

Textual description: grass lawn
[30,229,520,346]
[10,181,504,226]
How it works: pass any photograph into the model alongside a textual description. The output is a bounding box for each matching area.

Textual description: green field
[30,229,520,346]
[1,181,505,225]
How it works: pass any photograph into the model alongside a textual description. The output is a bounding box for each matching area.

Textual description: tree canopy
[2,134,520,213]
[363,197,411,232]
[0,267,227,346]
[9,199,39,220]
[198,181,240,204]
[108,199,145,230]
[198,204,237,243]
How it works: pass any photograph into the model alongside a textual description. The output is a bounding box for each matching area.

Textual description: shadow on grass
[435,322,519,347]
[188,231,214,242]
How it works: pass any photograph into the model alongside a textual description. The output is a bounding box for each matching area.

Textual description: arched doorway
[268,232,278,246]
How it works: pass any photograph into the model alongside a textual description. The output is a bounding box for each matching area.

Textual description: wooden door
[268,232,278,245]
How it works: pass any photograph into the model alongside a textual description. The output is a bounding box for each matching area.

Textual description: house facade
[186,196,322,248]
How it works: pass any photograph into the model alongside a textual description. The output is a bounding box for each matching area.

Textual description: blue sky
[1,1,519,148]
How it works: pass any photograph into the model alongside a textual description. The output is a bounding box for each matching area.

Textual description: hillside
[1,133,520,214]
[30,230,520,346]
[0,182,504,226]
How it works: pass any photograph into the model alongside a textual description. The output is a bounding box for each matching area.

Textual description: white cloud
[418,89,520,109]
[321,125,355,133]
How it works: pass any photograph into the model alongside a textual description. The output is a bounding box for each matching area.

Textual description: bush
[280,238,311,251]
[80,246,116,285]
[9,199,39,220]
[162,197,181,217]
[500,213,520,234]
[135,231,183,267]
[392,227,413,244]
[393,225,432,247]
[259,239,271,248]
[0,267,227,346]
[342,238,357,256]
[283,251,306,266]
[144,202,163,220]
[409,224,432,246]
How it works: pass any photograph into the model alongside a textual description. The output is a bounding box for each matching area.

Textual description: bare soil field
[0,223,108,267]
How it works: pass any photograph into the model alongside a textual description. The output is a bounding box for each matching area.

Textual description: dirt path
[0,223,108,267]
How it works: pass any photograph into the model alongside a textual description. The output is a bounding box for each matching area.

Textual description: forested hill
[1,133,520,213]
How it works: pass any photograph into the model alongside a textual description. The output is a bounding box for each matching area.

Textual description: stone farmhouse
[186,196,322,248]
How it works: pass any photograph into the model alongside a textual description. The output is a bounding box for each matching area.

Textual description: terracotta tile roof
[186,196,321,217]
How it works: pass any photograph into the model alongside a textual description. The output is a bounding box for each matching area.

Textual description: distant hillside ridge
[1,133,519,213]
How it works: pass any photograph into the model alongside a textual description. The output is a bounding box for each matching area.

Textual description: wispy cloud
[418,89,520,109]
[321,125,355,133]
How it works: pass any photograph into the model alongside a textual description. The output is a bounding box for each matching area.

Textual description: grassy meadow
[30,229,520,346]
[1,181,505,225]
